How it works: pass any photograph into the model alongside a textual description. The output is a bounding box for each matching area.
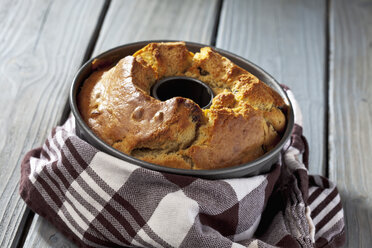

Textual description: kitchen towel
[20,87,345,248]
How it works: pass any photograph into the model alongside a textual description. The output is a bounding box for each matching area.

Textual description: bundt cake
[78,42,286,170]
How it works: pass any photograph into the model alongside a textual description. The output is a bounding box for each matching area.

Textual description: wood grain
[93,0,219,55]
[329,0,372,246]
[23,215,75,248]
[216,0,327,175]
[0,0,104,247]
[23,0,220,247]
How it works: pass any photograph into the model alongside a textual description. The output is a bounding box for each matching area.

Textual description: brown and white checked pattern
[20,88,345,248]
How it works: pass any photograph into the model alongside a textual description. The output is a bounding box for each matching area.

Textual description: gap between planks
[210,0,224,47]
[324,0,331,179]
[12,1,112,248]
[58,0,112,126]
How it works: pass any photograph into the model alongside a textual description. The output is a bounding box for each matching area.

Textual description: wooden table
[1,0,371,247]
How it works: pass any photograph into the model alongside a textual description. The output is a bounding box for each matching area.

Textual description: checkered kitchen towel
[20,87,345,248]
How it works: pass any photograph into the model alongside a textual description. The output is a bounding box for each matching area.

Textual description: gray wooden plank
[329,0,372,247]
[93,0,219,55]
[23,0,219,247]
[216,0,326,175]
[0,0,105,247]
[23,215,75,248]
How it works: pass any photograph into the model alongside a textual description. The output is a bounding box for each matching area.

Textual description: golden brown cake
[78,42,286,170]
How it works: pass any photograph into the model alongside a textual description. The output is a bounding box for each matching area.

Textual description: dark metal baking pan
[70,40,294,179]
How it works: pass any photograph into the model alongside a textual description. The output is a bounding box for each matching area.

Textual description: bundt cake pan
[70,40,294,179]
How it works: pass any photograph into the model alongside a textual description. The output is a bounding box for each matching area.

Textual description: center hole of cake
[151,76,214,109]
